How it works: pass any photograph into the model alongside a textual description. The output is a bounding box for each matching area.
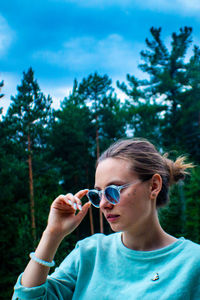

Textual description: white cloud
[41,84,72,110]
[33,34,144,78]
[171,0,200,11]
[0,15,14,57]
[181,0,200,10]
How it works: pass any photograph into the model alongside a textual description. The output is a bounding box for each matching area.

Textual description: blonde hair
[98,138,194,207]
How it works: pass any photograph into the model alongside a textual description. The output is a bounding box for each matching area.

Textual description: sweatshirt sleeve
[12,243,80,300]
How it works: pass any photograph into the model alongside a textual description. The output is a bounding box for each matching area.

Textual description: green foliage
[159,183,186,238]
[140,27,199,159]
[50,84,95,191]
[1,27,200,298]
[0,68,60,298]
[6,67,52,149]
[0,147,30,298]
[117,68,166,147]
[160,167,200,244]
[78,72,127,153]
[184,167,200,243]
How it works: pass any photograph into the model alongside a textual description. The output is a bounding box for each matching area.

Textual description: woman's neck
[121,214,177,251]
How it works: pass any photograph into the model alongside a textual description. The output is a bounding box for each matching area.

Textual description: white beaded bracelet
[29,252,55,267]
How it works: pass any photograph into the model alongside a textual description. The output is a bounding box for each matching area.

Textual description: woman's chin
[109,223,122,232]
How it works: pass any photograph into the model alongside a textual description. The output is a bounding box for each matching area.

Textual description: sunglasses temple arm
[118,183,131,191]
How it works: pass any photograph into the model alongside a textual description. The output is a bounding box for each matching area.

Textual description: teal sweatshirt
[13,233,200,299]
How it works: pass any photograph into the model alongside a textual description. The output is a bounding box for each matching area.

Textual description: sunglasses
[87,180,140,208]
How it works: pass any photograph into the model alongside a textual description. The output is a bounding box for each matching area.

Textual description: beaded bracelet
[29,252,55,267]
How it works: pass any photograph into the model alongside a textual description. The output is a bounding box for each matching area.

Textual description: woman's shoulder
[180,238,200,265]
[183,238,200,250]
[183,238,200,252]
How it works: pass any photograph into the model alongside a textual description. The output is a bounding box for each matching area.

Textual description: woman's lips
[106,214,120,222]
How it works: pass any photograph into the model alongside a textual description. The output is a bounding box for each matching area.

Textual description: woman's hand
[46,189,91,239]
[21,189,91,288]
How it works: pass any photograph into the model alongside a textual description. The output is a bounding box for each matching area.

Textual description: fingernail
[73,203,77,210]
[78,204,82,211]
[68,200,72,205]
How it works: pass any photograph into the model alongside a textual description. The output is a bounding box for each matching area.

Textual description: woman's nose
[99,193,113,209]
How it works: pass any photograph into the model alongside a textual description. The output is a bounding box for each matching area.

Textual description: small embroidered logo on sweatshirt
[151,273,159,281]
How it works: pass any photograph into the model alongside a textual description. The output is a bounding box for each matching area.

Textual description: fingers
[49,191,91,236]
[75,189,89,199]
[54,189,89,212]
[65,193,80,210]
[68,189,89,211]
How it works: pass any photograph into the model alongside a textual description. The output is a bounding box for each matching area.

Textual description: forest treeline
[1,26,200,298]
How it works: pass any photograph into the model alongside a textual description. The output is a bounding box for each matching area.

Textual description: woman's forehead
[96,157,130,170]
[95,158,136,186]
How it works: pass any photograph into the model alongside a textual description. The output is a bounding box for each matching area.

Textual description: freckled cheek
[125,191,137,207]
[127,188,137,197]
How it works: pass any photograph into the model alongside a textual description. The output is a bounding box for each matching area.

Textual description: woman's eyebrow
[94,186,101,190]
[94,180,125,189]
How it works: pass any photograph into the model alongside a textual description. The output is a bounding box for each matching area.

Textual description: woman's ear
[150,174,162,200]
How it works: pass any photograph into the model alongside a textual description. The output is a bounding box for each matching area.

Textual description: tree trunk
[28,133,36,246]
[85,164,94,235]
[89,207,94,235]
[95,114,104,233]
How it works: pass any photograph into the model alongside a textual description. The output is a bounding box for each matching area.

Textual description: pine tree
[117,74,165,146]
[78,72,114,158]
[0,80,4,114]
[138,27,194,149]
[5,67,52,245]
[179,46,200,162]
[49,80,96,236]
[78,72,127,233]
[118,26,200,159]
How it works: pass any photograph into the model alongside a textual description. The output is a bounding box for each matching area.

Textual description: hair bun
[163,155,194,186]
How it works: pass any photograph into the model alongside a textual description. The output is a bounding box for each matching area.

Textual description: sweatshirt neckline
[117,232,185,259]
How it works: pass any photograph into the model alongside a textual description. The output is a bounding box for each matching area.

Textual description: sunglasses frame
[87,180,140,208]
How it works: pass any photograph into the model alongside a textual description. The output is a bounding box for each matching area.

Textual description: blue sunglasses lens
[88,191,101,207]
[88,187,120,207]
[104,187,120,204]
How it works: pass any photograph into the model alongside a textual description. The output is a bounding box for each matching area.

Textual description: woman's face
[95,158,156,234]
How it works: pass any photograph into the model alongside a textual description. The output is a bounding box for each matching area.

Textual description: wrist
[29,252,55,268]
[43,227,65,244]
[33,229,63,263]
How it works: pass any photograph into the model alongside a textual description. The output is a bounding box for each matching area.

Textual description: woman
[13,138,200,299]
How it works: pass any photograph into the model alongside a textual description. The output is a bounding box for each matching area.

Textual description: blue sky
[1,0,200,113]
